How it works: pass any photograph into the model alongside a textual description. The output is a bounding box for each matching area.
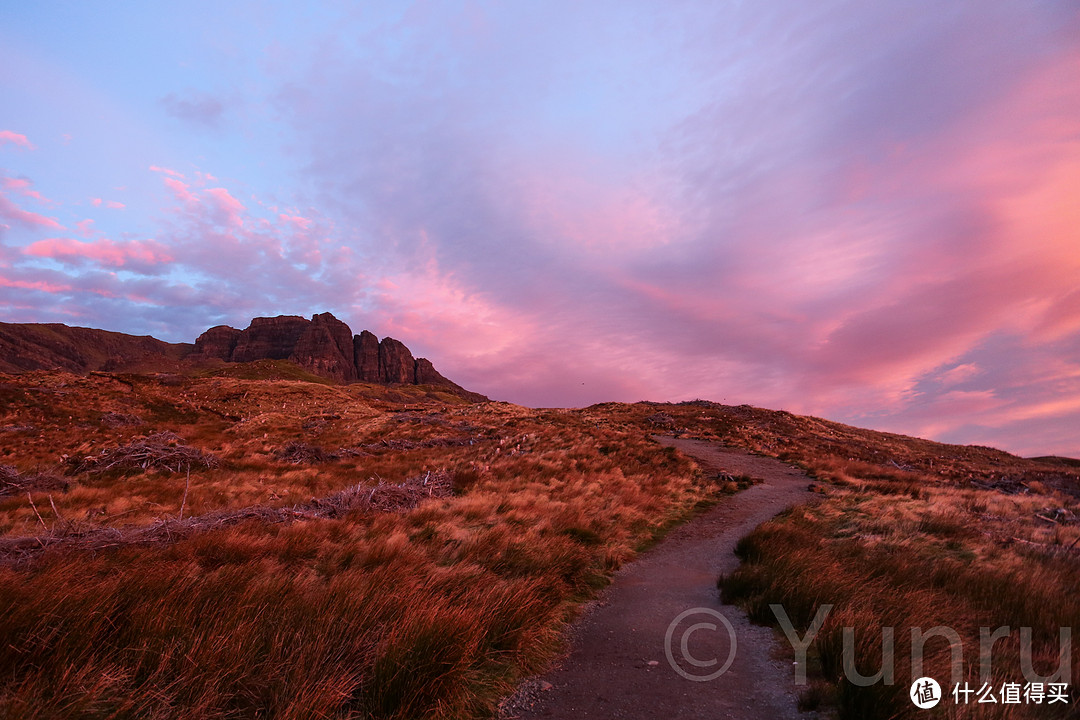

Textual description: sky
[1,1,1079,457]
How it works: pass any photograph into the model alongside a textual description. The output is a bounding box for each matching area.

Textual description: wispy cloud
[0,193,63,230]
[0,131,34,150]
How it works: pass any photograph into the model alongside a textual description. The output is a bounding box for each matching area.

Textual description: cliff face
[231,316,310,363]
[354,330,380,383]
[192,326,240,361]
[192,312,480,397]
[377,337,415,384]
[291,313,357,383]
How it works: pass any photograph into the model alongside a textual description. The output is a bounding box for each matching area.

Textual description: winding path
[501,437,819,719]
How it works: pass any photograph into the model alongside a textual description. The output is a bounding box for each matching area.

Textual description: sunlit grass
[0,369,714,719]
[3,372,1077,718]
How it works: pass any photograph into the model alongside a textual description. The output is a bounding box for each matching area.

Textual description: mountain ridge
[0,312,485,401]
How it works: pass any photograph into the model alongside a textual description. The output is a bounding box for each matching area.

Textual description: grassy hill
[0,370,1076,718]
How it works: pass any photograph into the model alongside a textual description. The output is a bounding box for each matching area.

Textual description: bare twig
[48,494,62,523]
[27,493,48,531]
[179,467,190,521]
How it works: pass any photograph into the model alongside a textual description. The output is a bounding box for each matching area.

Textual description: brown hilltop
[0,322,190,374]
[0,313,484,400]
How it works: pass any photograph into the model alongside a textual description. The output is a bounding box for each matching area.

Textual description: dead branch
[179,468,190,521]
[48,494,62,522]
[27,493,48,532]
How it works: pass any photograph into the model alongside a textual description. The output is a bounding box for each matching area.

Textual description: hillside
[0,370,1076,718]
[0,322,191,374]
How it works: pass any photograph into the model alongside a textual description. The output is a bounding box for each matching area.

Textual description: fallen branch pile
[70,432,219,475]
[274,441,340,464]
[99,411,143,428]
[0,465,69,497]
[358,436,475,452]
[274,437,479,464]
[312,469,454,515]
[0,469,455,564]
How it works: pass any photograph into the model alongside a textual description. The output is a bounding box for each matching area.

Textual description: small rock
[539,681,554,691]
[647,660,659,666]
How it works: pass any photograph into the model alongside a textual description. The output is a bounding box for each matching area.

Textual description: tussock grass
[0,370,712,718]
[719,485,1080,719]
[6,375,1076,718]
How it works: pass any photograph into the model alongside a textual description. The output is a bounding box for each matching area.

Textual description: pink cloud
[0,194,62,229]
[2,177,46,202]
[0,131,34,150]
[162,176,198,204]
[76,219,96,237]
[205,187,244,227]
[0,275,70,293]
[279,213,313,231]
[24,237,173,269]
[149,165,184,178]
[938,363,982,387]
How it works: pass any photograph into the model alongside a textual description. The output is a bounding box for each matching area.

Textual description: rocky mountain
[193,313,475,397]
[0,313,484,400]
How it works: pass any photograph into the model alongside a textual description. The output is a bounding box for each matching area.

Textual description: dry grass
[3,375,1077,718]
[0,370,711,719]
[0,469,458,563]
[585,401,1080,718]
[700,433,1080,718]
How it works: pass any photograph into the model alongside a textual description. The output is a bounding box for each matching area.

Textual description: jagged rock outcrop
[231,316,310,362]
[291,313,356,382]
[353,330,381,383]
[188,312,482,399]
[378,337,415,384]
[193,326,241,361]
[414,357,449,385]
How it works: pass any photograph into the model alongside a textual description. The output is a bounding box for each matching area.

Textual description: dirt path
[501,437,819,719]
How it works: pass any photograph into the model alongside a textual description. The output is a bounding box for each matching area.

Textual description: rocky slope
[0,313,483,399]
